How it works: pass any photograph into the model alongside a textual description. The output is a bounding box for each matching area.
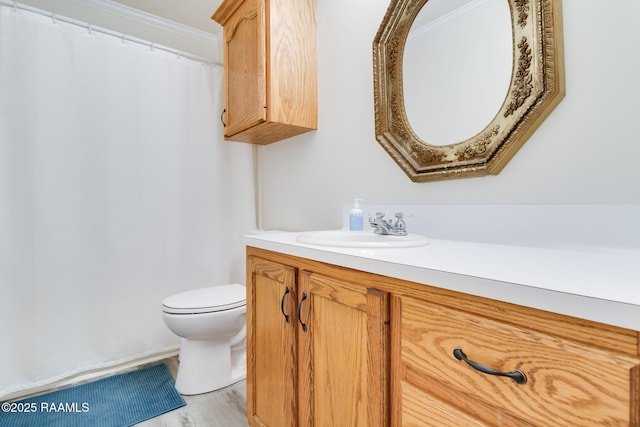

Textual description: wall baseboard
[2,347,180,402]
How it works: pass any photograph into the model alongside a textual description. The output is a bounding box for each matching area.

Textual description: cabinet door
[246,256,297,427]
[222,0,266,137]
[297,271,390,426]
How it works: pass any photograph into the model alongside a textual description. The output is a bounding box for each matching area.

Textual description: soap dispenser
[349,199,364,231]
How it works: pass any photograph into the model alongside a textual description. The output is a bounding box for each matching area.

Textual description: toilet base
[174,337,246,395]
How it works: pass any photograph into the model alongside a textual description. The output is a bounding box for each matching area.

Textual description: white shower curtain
[0,6,256,398]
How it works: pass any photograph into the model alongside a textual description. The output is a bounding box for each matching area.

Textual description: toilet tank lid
[162,284,246,313]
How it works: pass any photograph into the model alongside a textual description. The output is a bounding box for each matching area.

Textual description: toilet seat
[162,284,246,314]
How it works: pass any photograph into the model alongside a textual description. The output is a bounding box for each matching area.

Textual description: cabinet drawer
[399,296,640,426]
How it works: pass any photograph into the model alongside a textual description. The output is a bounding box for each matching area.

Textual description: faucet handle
[369,212,384,222]
[394,212,406,232]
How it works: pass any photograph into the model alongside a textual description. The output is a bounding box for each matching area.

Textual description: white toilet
[161,283,247,395]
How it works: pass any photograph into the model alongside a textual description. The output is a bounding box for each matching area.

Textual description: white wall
[258,0,640,232]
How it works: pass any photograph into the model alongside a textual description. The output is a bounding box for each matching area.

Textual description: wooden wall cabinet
[246,247,640,426]
[212,0,317,145]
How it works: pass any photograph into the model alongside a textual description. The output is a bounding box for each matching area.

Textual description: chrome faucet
[369,212,407,236]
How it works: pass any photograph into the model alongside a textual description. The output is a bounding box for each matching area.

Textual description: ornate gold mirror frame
[373,0,565,182]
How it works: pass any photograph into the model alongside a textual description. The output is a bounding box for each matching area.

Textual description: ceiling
[112,0,224,34]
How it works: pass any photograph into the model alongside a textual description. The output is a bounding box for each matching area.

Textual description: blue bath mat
[0,363,186,427]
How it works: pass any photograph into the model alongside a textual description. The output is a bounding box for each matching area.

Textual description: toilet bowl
[162,284,246,395]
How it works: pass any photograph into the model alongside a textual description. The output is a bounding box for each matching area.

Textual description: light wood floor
[135,357,250,427]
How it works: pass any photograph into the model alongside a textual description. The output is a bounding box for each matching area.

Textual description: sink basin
[296,230,429,248]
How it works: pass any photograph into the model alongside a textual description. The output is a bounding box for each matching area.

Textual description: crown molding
[71,0,216,45]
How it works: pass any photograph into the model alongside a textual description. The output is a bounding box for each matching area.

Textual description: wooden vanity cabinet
[246,247,640,426]
[246,250,390,427]
[393,293,640,426]
[212,0,317,145]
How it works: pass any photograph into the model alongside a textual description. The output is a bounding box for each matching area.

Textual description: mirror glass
[403,0,512,146]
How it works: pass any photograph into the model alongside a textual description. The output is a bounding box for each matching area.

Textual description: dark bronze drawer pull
[280,286,290,323]
[453,348,527,384]
[297,291,308,332]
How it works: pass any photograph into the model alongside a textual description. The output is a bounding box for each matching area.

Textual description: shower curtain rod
[0,0,222,66]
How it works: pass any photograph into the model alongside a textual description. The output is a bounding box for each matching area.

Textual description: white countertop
[244,230,640,331]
